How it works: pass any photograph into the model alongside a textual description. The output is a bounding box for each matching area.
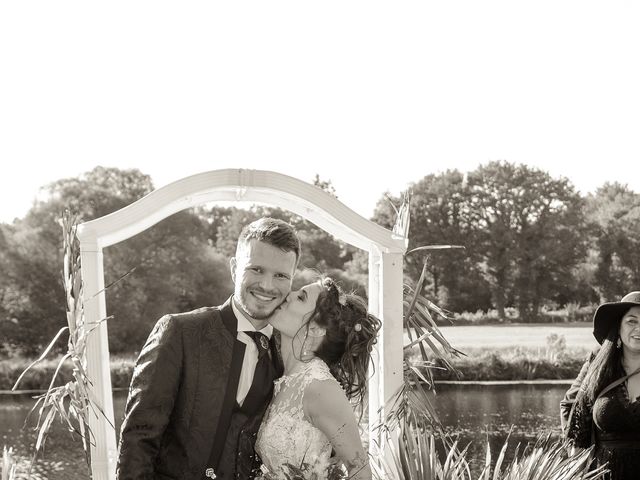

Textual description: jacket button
[205,467,216,478]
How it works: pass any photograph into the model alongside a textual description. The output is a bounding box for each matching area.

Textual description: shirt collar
[232,298,273,338]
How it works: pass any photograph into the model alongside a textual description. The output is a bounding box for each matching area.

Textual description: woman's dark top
[591,380,640,480]
[562,356,640,480]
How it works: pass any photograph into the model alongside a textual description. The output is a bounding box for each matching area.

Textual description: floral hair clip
[354,323,362,332]
[338,293,347,306]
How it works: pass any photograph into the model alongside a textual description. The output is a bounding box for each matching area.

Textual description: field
[407,322,597,381]
[435,322,597,350]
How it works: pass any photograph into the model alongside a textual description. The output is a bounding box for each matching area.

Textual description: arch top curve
[77,169,408,254]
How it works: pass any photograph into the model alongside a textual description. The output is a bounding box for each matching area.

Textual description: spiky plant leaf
[2,446,18,480]
[11,326,69,390]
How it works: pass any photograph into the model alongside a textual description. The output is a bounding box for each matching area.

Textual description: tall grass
[429,345,589,382]
[451,304,596,325]
[10,211,111,474]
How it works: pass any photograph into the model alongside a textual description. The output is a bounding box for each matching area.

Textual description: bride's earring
[301,333,311,359]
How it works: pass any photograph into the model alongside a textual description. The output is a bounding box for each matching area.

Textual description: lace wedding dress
[255,357,338,479]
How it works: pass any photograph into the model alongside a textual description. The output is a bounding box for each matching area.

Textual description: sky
[1,2,639,224]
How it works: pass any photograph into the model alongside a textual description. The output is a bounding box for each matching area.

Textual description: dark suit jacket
[116,297,283,480]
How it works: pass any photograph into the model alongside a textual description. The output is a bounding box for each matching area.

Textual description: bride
[255,277,380,479]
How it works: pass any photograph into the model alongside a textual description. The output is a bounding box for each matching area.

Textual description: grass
[405,322,596,382]
[433,323,597,349]
[427,346,590,381]
[0,355,135,392]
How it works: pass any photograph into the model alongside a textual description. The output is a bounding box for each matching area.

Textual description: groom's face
[230,239,297,321]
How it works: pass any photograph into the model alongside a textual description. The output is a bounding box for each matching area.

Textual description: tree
[585,182,640,302]
[466,161,585,321]
[2,167,232,354]
[372,172,491,313]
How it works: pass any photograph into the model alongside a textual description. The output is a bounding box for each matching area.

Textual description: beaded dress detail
[255,357,338,479]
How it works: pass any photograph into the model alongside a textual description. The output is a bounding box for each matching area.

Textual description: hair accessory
[338,293,347,306]
[354,323,362,332]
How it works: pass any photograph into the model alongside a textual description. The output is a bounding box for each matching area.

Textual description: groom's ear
[229,257,237,283]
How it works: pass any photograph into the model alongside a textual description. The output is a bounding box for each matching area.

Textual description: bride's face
[269,282,324,337]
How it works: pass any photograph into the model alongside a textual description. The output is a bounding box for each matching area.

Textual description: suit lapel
[270,330,284,378]
[209,297,246,470]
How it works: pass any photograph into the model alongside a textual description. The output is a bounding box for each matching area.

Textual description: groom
[116,217,300,480]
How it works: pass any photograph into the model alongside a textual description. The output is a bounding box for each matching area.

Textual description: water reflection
[0,392,127,480]
[434,383,566,475]
[1,384,568,478]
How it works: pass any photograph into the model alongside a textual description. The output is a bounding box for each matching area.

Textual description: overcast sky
[1,1,639,223]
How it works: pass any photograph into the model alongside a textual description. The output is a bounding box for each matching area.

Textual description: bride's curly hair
[307,277,382,405]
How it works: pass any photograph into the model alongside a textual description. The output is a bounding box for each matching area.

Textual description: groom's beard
[235,291,288,321]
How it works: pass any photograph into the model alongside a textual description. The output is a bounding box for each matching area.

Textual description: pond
[1,383,571,478]
[433,382,568,475]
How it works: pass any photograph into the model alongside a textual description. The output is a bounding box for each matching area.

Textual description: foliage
[466,161,586,321]
[0,167,155,355]
[204,202,355,272]
[372,161,588,321]
[374,170,490,313]
[0,167,234,354]
[429,346,588,382]
[11,212,102,473]
[4,164,640,355]
[0,220,67,355]
[448,303,596,325]
[584,182,640,301]
[378,426,608,480]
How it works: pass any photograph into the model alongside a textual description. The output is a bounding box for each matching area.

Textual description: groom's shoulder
[163,306,223,330]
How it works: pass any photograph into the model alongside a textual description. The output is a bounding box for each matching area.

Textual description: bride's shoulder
[304,357,335,382]
[300,359,344,404]
[301,367,353,427]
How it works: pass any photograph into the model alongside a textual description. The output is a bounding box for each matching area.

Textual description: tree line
[1,162,639,355]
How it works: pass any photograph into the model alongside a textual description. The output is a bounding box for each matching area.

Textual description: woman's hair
[305,277,381,405]
[581,322,623,402]
[568,312,625,445]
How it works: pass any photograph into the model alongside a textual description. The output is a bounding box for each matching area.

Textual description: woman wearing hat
[560,291,640,479]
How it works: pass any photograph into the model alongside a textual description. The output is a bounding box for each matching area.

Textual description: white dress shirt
[232,300,274,406]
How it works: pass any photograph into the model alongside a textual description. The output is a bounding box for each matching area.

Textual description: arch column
[79,240,117,480]
[368,250,404,466]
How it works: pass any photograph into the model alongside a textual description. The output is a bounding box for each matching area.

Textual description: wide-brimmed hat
[593,291,640,344]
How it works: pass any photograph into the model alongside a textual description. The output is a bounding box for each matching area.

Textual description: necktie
[241,331,276,413]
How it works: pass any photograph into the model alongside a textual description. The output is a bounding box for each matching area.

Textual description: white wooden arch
[77,169,407,480]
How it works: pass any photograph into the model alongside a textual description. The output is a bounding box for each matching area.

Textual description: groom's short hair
[236,217,301,262]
